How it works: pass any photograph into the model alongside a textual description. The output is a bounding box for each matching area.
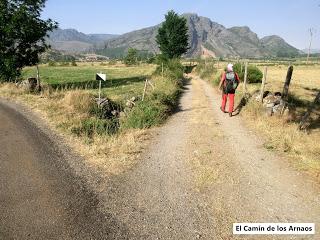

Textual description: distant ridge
[48,28,118,53]
[48,14,300,58]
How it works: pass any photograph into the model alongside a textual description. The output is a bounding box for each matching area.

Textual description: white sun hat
[227,63,233,72]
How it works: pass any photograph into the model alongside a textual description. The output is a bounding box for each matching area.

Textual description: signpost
[96,73,107,101]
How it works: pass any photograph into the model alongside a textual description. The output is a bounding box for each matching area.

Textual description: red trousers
[221,93,235,113]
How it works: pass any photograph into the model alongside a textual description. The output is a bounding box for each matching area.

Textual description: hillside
[48,28,118,53]
[99,13,300,58]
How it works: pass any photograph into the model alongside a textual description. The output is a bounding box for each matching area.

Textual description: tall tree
[124,48,138,65]
[156,10,189,59]
[0,0,57,82]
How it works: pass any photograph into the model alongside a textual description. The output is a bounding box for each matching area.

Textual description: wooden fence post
[162,62,164,79]
[243,61,248,94]
[142,79,148,101]
[282,66,293,101]
[259,66,268,102]
[36,65,41,91]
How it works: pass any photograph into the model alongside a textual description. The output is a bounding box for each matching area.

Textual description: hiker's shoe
[229,112,232,117]
[220,107,226,113]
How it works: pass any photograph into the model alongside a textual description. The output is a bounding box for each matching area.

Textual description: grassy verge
[194,62,320,180]
[123,59,183,129]
[0,62,183,176]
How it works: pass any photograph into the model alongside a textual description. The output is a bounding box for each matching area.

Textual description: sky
[42,0,320,50]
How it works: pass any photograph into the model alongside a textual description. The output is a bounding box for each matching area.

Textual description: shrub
[122,100,168,129]
[71,60,77,66]
[48,61,57,67]
[233,63,263,83]
[108,59,117,65]
[155,58,185,85]
[59,62,70,66]
[121,58,184,130]
[151,88,181,113]
[71,117,119,137]
[213,73,221,86]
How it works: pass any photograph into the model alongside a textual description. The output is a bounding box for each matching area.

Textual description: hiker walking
[219,63,240,117]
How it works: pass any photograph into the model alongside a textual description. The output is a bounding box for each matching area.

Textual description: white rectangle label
[233,223,315,235]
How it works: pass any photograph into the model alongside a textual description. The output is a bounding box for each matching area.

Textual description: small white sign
[96,73,107,81]
[233,223,315,235]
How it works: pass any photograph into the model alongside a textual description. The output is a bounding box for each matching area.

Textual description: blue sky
[42,0,320,49]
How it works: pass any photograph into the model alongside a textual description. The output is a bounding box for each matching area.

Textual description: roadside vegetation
[194,59,320,180]
[0,59,185,174]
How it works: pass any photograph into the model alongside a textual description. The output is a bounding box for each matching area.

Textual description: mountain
[48,29,118,53]
[260,35,302,57]
[48,14,300,58]
[98,13,300,58]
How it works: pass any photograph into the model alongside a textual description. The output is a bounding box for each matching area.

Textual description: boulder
[125,96,138,109]
[95,98,120,119]
[18,78,39,92]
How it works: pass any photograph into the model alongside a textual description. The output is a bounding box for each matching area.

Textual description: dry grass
[0,81,152,178]
[241,65,320,179]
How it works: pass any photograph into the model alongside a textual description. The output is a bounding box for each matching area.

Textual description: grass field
[22,63,156,101]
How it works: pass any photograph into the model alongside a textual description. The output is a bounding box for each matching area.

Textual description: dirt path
[185,75,320,239]
[99,75,320,239]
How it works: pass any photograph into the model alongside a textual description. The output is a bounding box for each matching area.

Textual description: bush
[71,60,77,66]
[233,63,263,83]
[108,59,117,65]
[213,73,221,86]
[59,62,70,67]
[71,117,119,137]
[121,58,184,130]
[151,88,181,113]
[122,100,168,129]
[48,61,57,67]
[155,58,185,86]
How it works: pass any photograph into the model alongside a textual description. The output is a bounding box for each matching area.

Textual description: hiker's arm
[219,73,225,90]
[235,73,240,89]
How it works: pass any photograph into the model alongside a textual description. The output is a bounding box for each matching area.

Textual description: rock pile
[96,96,138,119]
[253,91,289,116]
[125,97,137,109]
[96,98,121,119]
[16,77,40,92]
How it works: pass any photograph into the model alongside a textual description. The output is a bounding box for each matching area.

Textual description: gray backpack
[225,72,238,93]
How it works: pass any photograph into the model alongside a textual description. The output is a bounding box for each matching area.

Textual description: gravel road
[0,100,127,239]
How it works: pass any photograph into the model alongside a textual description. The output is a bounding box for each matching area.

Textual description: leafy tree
[0,0,57,82]
[124,48,138,65]
[156,10,189,59]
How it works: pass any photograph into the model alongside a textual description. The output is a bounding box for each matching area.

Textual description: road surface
[0,101,126,239]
